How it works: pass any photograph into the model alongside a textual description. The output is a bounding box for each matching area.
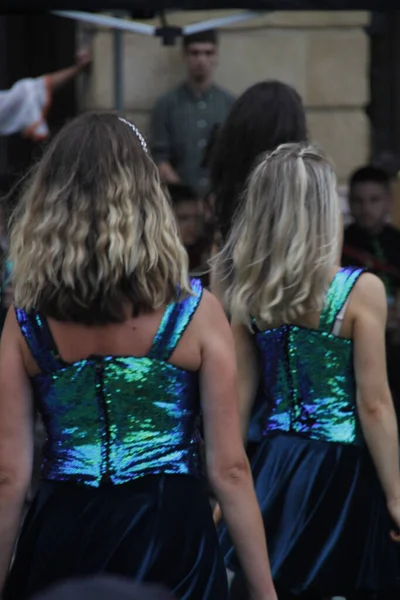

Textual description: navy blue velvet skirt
[220,433,400,597]
[5,475,228,600]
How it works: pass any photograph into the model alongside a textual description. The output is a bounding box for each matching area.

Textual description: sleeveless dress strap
[318,267,365,334]
[147,278,203,361]
[14,307,63,373]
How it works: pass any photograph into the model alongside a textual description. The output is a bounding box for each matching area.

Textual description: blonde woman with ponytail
[213,143,400,600]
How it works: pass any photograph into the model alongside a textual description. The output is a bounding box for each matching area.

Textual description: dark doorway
[368,11,400,174]
[0,13,77,181]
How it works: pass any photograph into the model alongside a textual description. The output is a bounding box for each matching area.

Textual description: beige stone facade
[84,10,370,183]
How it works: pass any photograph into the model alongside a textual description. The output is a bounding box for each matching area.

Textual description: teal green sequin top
[15,279,203,488]
[253,267,365,446]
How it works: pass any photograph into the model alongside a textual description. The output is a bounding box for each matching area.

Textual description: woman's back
[255,266,363,446]
[2,113,251,600]
[215,143,400,597]
[15,279,204,488]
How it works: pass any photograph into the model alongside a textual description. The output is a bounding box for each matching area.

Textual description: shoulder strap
[319,267,365,334]
[147,302,177,359]
[147,278,203,361]
[14,307,63,373]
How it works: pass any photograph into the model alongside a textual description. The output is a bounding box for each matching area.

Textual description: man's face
[175,200,204,247]
[184,42,217,82]
[349,181,390,234]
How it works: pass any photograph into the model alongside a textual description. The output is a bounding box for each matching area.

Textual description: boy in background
[342,165,400,421]
[167,183,204,256]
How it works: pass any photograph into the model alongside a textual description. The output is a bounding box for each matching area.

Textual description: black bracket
[155,25,183,45]
[155,10,183,46]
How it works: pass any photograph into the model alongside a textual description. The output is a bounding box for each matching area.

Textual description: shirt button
[197,119,207,129]
[198,139,207,149]
[197,101,206,109]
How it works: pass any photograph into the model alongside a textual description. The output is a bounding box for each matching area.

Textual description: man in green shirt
[150,29,235,198]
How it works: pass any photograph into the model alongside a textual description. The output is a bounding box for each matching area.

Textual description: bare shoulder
[196,288,229,324]
[190,288,232,346]
[0,306,28,363]
[0,306,29,375]
[1,306,21,341]
[350,272,387,311]
[345,272,387,335]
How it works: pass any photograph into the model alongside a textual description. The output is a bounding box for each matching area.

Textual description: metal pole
[114,27,124,112]
[183,11,262,35]
[52,11,156,36]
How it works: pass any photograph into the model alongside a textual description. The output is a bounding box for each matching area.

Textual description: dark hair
[210,80,307,239]
[167,183,198,206]
[349,165,391,193]
[183,29,218,49]
[201,124,221,169]
[10,112,191,324]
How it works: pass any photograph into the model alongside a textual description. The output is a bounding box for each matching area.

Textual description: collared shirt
[150,82,235,197]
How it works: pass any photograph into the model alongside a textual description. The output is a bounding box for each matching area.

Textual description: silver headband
[119,117,148,153]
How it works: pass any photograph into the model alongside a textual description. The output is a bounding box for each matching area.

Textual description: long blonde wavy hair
[212,143,340,328]
[10,112,191,324]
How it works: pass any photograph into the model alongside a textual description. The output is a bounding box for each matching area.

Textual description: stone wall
[84,10,370,183]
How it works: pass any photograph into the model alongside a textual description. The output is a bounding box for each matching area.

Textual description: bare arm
[197,291,276,600]
[46,48,91,93]
[231,323,261,441]
[0,308,35,590]
[210,270,261,439]
[352,274,400,526]
[213,323,260,526]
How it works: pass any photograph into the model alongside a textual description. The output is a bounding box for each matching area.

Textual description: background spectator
[150,30,234,197]
[210,80,308,242]
[342,165,400,424]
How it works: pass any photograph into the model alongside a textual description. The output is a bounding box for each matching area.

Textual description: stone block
[248,10,369,29]
[307,108,370,182]
[123,111,151,138]
[89,31,113,109]
[90,30,185,110]
[305,29,368,108]
[217,28,307,98]
[123,33,184,110]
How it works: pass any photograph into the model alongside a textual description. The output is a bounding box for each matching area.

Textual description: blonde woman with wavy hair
[214,143,400,600]
[0,112,276,600]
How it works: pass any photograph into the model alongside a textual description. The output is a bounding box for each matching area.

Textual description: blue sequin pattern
[254,267,364,446]
[15,279,203,488]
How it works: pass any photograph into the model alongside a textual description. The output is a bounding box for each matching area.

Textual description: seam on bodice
[96,361,111,483]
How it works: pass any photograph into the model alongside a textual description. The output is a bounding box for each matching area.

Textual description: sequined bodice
[254,267,364,446]
[16,279,203,488]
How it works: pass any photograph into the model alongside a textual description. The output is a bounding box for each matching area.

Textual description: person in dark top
[209,81,308,461]
[167,183,217,288]
[342,165,400,422]
[167,183,204,259]
[210,80,308,242]
[150,30,234,197]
